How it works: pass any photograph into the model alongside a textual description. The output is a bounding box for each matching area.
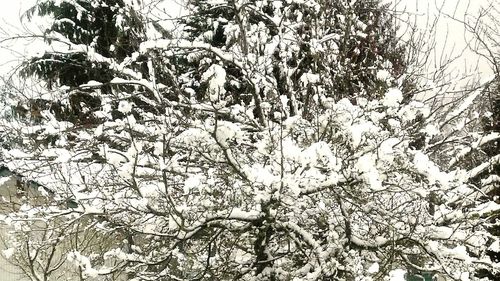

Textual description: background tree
[178,0,411,121]
[22,0,146,86]
[17,0,155,126]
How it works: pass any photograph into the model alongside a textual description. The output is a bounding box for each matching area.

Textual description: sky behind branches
[395,0,493,78]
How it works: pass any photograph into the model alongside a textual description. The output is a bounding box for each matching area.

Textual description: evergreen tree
[178,0,409,121]
[473,79,500,280]
[22,0,146,86]
[18,0,153,126]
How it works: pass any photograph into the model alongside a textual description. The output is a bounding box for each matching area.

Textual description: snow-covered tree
[0,0,499,280]
[435,4,500,279]
[22,0,147,86]
[17,0,153,127]
[178,0,409,121]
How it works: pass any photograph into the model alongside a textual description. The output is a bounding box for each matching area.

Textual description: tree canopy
[0,0,499,280]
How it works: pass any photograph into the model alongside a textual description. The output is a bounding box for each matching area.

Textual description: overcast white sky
[395,0,493,78]
[0,0,494,80]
